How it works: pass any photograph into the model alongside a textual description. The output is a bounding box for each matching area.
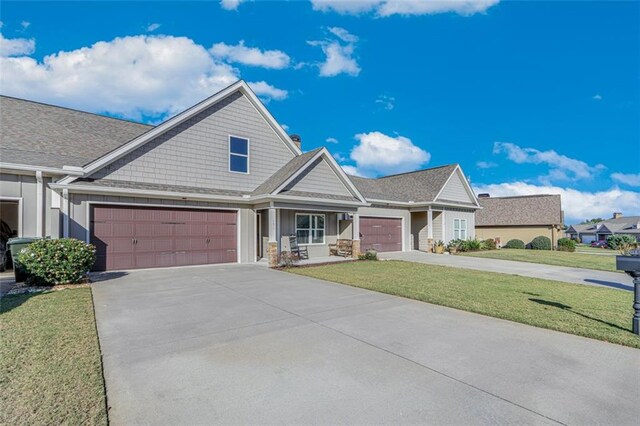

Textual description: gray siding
[432,211,443,241]
[411,212,428,250]
[356,205,411,252]
[443,208,475,242]
[1,173,39,237]
[91,92,295,192]
[437,169,475,204]
[68,194,256,263]
[282,158,352,197]
[279,210,338,257]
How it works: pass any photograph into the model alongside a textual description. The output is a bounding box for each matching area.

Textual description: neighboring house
[566,213,640,243]
[0,80,479,270]
[475,194,563,247]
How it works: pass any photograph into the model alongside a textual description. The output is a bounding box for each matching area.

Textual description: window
[229,136,249,174]
[296,214,325,245]
[454,218,467,240]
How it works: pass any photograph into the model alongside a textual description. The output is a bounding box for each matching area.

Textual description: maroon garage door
[90,205,237,271]
[359,217,402,253]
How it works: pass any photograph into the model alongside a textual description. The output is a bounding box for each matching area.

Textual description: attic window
[229,136,249,174]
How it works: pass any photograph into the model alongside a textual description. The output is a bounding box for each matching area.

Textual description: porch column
[351,213,360,258]
[427,208,434,252]
[62,188,70,238]
[267,207,278,267]
[35,171,44,238]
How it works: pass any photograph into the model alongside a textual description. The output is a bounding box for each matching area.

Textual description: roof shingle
[475,194,563,226]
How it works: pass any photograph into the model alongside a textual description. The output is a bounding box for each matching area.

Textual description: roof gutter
[0,162,84,176]
[367,198,482,209]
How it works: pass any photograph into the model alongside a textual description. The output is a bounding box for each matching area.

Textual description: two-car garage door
[359,217,402,253]
[90,205,237,271]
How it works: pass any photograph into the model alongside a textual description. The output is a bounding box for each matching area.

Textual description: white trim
[453,218,468,240]
[295,212,326,245]
[237,209,241,264]
[58,80,300,185]
[0,162,83,176]
[359,214,406,252]
[35,171,44,238]
[228,134,250,175]
[433,165,480,207]
[0,197,23,238]
[367,198,480,210]
[441,209,446,242]
[256,212,262,261]
[62,189,69,238]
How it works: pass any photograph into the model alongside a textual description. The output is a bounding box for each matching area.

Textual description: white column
[62,188,70,238]
[352,213,360,240]
[35,171,44,237]
[268,207,277,243]
[441,210,446,242]
[427,208,433,240]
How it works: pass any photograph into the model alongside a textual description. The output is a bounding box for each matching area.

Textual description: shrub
[278,251,298,268]
[530,235,552,250]
[557,237,576,252]
[464,239,483,251]
[607,234,638,251]
[358,250,378,261]
[17,238,96,286]
[482,239,497,250]
[446,239,464,252]
[504,239,525,249]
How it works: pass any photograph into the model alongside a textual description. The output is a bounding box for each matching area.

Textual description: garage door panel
[91,205,237,271]
[360,217,402,253]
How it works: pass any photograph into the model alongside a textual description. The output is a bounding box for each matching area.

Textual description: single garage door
[90,205,237,271]
[360,217,402,253]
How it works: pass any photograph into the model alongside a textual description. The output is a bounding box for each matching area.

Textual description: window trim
[295,213,326,245]
[453,218,468,240]
[228,135,250,174]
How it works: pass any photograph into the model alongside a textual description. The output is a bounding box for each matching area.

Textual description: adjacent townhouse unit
[474,194,564,247]
[566,213,640,243]
[0,80,480,270]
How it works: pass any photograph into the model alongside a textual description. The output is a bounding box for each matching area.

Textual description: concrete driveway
[381,250,633,291]
[92,264,639,425]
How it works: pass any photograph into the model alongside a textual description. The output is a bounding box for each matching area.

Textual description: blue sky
[1,0,638,223]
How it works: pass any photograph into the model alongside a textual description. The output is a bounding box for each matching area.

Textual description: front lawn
[289,261,639,348]
[456,248,618,272]
[0,288,107,425]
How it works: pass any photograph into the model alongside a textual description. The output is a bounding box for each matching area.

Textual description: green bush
[557,237,576,252]
[464,239,483,251]
[504,239,525,249]
[606,234,638,251]
[482,239,497,250]
[446,239,464,252]
[530,235,552,250]
[358,250,378,261]
[17,238,96,286]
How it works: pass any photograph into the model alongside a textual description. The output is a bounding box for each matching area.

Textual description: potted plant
[447,239,459,254]
[434,240,445,254]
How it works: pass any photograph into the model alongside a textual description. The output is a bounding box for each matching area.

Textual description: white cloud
[210,41,290,69]
[20,21,30,30]
[308,27,360,77]
[311,0,499,17]
[248,81,288,101]
[476,161,497,169]
[350,131,430,176]
[0,34,288,120]
[0,33,35,56]
[340,165,366,177]
[146,23,161,32]
[592,94,602,100]
[375,94,395,110]
[611,172,640,187]
[473,181,640,224]
[220,0,244,10]
[326,137,339,143]
[333,152,347,162]
[281,123,290,131]
[493,142,605,182]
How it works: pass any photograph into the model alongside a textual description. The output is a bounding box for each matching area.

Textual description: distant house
[566,213,640,243]
[475,194,564,247]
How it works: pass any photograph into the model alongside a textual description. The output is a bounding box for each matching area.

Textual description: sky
[1,0,638,224]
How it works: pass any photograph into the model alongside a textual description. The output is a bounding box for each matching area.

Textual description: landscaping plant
[606,234,637,253]
[482,238,497,250]
[16,238,96,286]
[557,237,576,252]
[358,250,378,261]
[530,236,552,250]
[504,239,525,249]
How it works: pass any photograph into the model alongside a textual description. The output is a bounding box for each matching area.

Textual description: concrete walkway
[92,264,639,425]
[381,251,633,291]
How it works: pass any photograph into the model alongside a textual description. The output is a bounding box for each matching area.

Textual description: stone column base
[267,242,278,267]
[427,238,434,253]
[352,240,361,258]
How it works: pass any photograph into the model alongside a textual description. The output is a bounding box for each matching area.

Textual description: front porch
[256,204,362,267]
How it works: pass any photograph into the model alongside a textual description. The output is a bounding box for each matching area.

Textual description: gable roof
[251,148,322,196]
[568,216,640,234]
[0,95,151,169]
[349,164,477,206]
[475,194,563,226]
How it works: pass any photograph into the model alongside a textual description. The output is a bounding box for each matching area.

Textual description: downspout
[35,171,44,238]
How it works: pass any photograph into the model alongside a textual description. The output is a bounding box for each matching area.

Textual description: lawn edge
[89,286,110,426]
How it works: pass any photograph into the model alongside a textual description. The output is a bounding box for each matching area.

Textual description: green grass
[289,261,640,348]
[0,288,107,425]
[456,248,619,272]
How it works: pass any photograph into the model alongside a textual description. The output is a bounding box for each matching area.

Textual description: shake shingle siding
[90,92,295,192]
[282,158,352,197]
[437,169,475,204]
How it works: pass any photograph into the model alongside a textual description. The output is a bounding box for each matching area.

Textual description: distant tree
[580,218,605,225]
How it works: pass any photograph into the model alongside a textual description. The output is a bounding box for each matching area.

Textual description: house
[0,80,480,270]
[566,213,640,243]
[474,194,563,247]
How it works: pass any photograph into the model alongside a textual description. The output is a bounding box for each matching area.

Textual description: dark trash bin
[7,237,40,283]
